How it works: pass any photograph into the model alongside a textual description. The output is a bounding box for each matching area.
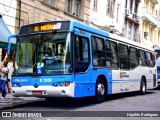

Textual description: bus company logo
[34,83,39,88]
[2,112,11,117]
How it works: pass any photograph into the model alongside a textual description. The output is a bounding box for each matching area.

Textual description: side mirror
[8,34,17,55]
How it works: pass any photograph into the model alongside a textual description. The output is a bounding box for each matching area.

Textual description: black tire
[95,77,106,103]
[140,78,146,95]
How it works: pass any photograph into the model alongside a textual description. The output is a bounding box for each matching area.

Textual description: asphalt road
[2,87,160,120]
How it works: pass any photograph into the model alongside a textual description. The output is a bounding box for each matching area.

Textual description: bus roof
[109,33,154,52]
[70,20,109,37]
[70,20,154,52]
[19,20,154,52]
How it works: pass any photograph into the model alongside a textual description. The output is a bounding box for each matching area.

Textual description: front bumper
[12,82,75,98]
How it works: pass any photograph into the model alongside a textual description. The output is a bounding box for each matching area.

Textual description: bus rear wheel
[140,78,146,95]
[95,78,106,103]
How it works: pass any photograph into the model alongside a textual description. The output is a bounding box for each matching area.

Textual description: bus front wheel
[140,78,146,95]
[95,78,106,103]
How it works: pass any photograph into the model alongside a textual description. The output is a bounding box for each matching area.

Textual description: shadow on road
[21,90,156,110]
[154,86,160,90]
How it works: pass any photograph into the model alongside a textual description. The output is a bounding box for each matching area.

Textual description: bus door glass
[73,30,91,97]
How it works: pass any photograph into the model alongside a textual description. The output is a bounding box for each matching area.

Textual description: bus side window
[146,52,153,67]
[139,50,146,66]
[92,36,105,68]
[105,40,118,69]
[129,47,139,69]
[119,44,129,70]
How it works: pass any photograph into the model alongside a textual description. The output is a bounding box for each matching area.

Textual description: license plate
[32,91,42,96]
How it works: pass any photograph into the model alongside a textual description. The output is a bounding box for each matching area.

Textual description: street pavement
[0,93,45,110]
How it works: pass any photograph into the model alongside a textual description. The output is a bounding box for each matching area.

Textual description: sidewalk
[0,93,45,110]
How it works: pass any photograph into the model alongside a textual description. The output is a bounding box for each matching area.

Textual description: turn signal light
[65,81,70,86]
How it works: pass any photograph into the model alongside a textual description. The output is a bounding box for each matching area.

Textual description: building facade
[140,0,159,48]
[15,0,91,33]
[0,0,17,63]
[124,0,141,43]
[0,0,17,34]
[90,0,124,34]
[0,0,160,49]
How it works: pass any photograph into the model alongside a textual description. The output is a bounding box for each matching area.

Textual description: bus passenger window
[105,40,118,69]
[146,52,153,67]
[119,44,129,70]
[92,36,105,67]
[139,50,146,66]
[129,47,139,69]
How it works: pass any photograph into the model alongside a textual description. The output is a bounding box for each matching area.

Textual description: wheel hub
[97,83,105,95]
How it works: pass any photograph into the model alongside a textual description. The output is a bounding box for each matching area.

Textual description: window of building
[92,36,105,67]
[106,0,115,19]
[123,20,127,38]
[130,0,133,14]
[105,40,119,69]
[134,25,139,42]
[125,0,128,8]
[128,22,132,40]
[66,0,82,17]
[129,47,139,69]
[116,4,120,23]
[43,0,56,7]
[119,44,129,70]
[149,27,153,40]
[134,3,138,13]
[93,0,98,12]
[74,0,80,17]
[74,35,90,73]
[66,0,72,13]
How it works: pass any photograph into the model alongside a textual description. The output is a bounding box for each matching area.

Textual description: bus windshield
[14,32,72,76]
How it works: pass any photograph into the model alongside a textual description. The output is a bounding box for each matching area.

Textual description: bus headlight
[53,82,58,87]
[60,82,65,86]
[52,81,70,87]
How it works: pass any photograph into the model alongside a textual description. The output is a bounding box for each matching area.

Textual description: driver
[43,48,56,65]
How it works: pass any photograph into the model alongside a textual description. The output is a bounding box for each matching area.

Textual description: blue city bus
[8,20,157,102]
[155,49,160,86]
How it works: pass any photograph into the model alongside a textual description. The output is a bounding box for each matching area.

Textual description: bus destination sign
[33,24,55,32]
[19,21,70,35]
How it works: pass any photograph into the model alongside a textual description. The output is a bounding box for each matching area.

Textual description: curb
[0,99,45,111]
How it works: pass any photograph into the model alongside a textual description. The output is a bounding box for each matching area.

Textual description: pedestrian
[0,60,10,99]
[6,50,15,93]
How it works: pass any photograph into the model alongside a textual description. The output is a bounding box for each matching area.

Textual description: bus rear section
[155,49,160,86]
